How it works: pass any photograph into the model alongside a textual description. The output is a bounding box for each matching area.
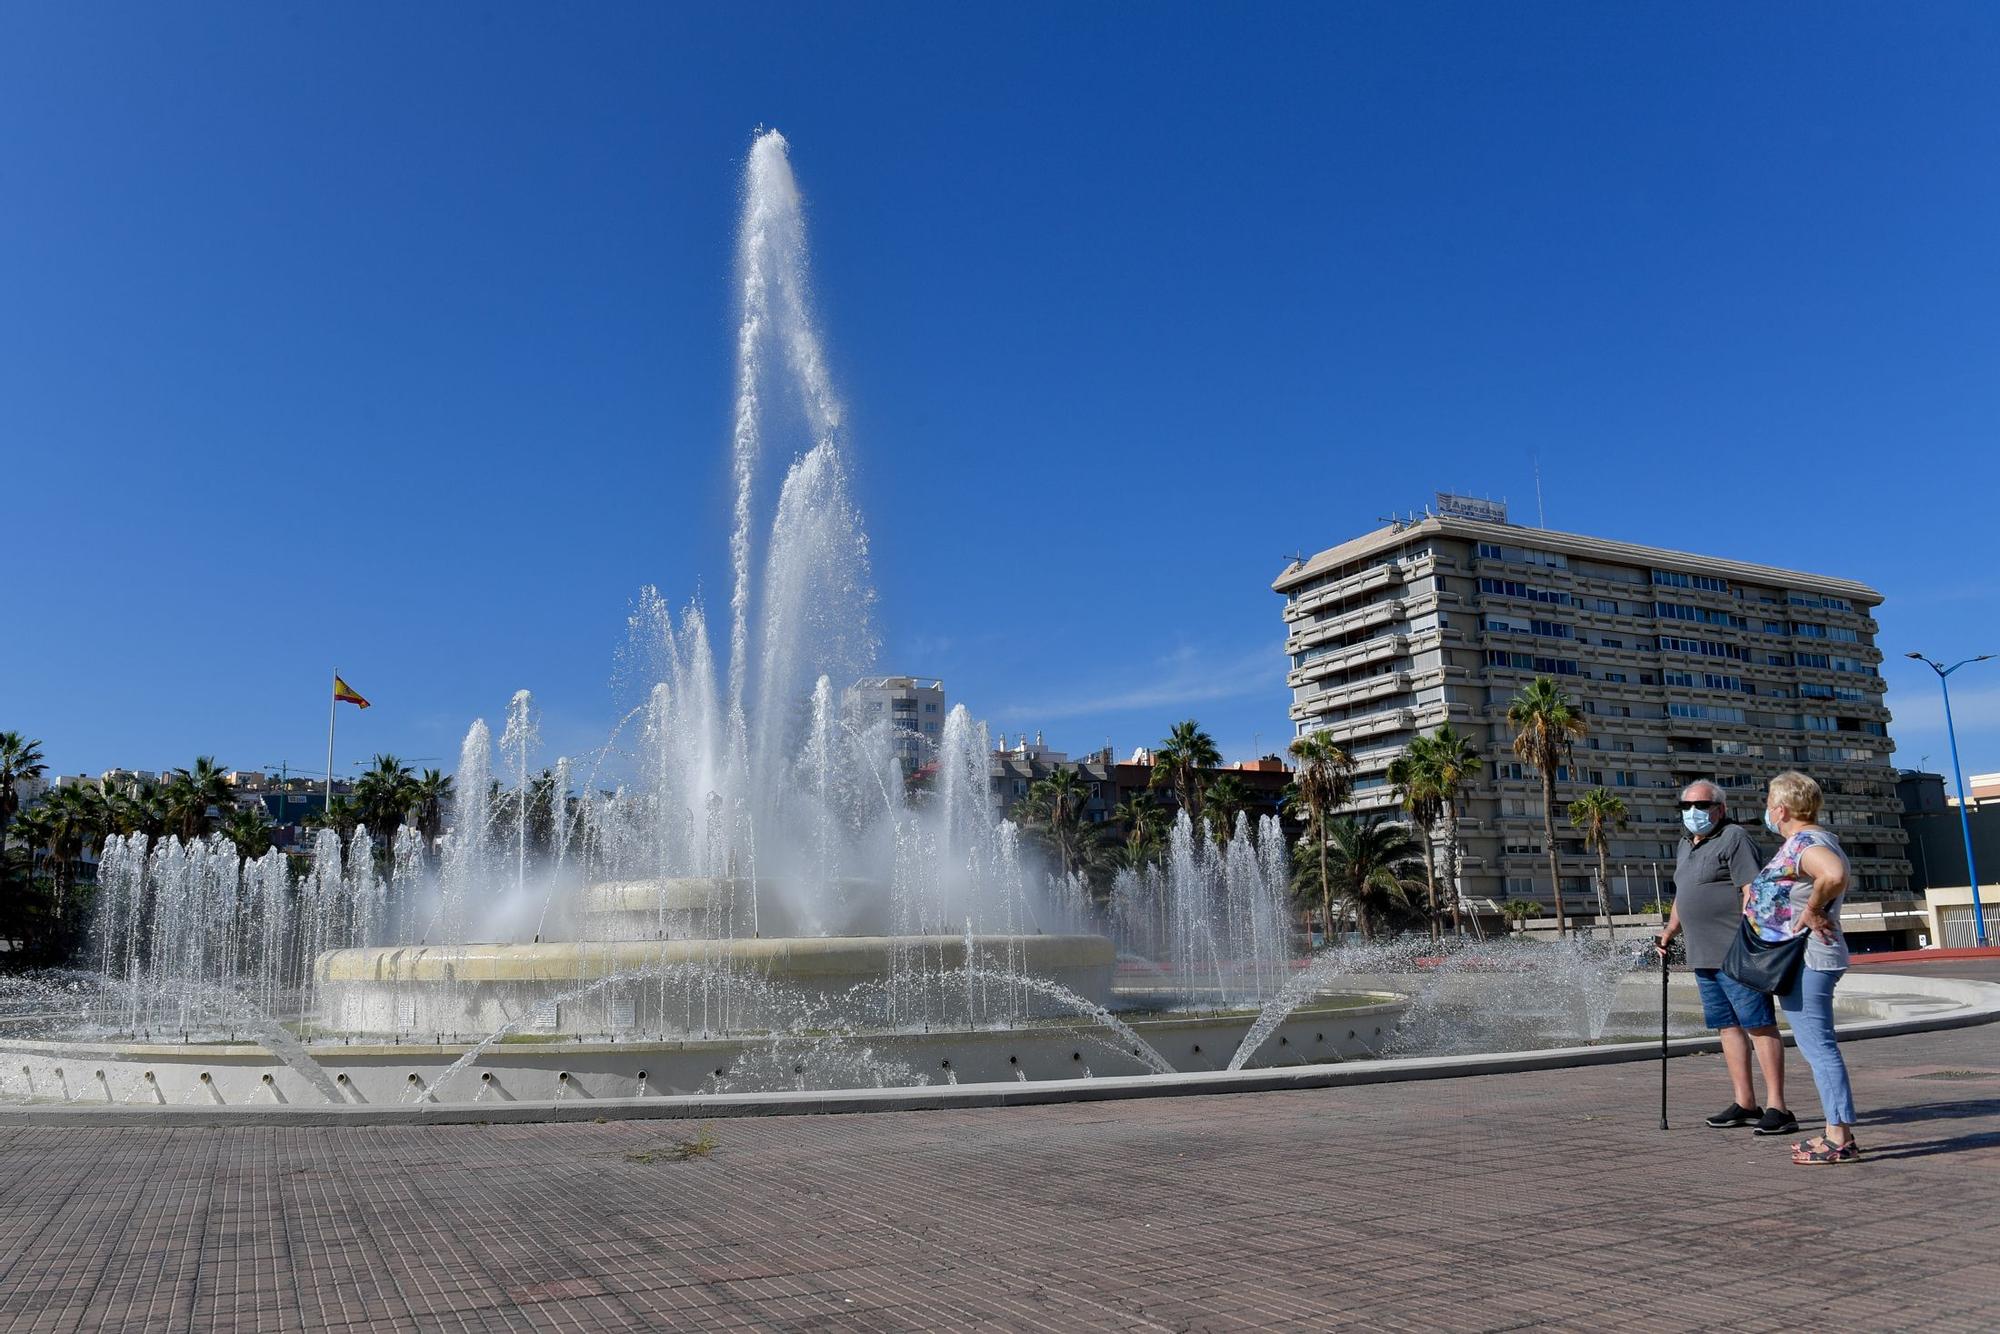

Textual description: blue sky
[4,4,1998,790]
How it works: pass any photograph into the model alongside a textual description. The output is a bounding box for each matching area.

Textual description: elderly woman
[1745,771,1860,1164]
[1656,781,1790,1134]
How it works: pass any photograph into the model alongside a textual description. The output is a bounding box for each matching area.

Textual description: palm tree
[1287,731,1355,945]
[0,731,47,867]
[1202,774,1252,847]
[411,769,455,848]
[106,778,169,840]
[220,803,274,860]
[1295,816,1424,942]
[35,784,110,919]
[1149,720,1220,824]
[1567,787,1630,939]
[1506,677,1588,937]
[1421,724,1484,937]
[1386,747,1443,939]
[1016,768,1100,883]
[524,768,565,855]
[307,795,363,840]
[1112,793,1169,868]
[1501,898,1543,935]
[354,754,417,846]
[163,757,232,842]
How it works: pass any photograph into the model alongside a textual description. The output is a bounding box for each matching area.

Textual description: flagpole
[326,667,338,818]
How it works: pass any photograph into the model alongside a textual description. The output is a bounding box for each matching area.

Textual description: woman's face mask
[1764,807,1784,835]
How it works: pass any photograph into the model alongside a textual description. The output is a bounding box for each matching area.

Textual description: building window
[1479,577,1571,605]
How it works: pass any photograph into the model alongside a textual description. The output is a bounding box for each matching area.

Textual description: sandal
[1790,1135,1862,1165]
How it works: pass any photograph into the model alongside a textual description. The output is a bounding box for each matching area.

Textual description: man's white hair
[1679,778,1726,806]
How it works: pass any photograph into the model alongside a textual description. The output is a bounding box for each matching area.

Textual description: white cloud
[1885,680,2000,775]
[997,644,1277,722]
[1886,680,2000,734]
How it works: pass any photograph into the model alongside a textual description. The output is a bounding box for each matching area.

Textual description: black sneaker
[1705,1102,1762,1129]
[1753,1107,1801,1136]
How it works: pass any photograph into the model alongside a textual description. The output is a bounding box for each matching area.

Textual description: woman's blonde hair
[1767,770,1823,823]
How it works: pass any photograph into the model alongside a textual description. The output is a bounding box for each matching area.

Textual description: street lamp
[1907,652,1994,948]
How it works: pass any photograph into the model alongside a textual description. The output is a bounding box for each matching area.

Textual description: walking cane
[1655,863,1669,1131]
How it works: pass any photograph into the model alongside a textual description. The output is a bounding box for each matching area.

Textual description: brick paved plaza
[0,960,1995,1332]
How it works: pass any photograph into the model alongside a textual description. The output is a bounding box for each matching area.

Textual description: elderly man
[1656,780,1794,1135]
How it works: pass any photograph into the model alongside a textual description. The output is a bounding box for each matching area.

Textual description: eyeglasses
[1676,799,1721,810]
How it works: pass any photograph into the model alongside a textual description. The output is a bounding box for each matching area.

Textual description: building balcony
[1313,708,1416,746]
[1289,634,1407,689]
[1289,671,1411,722]
[1284,562,1406,621]
[1286,598,1410,654]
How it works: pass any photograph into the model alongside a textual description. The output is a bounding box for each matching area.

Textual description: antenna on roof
[1532,452,1547,528]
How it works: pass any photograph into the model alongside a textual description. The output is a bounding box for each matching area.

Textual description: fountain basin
[578,877,894,938]
[0,995,1406,1107]
[314,933,1117,1036]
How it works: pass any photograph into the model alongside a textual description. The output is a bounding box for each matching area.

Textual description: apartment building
[848,676,947,773]
[1273,504,1910,919]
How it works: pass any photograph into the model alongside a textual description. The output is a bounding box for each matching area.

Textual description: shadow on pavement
[1857,1130,2000,1162]
[1856,1097,2000,1128]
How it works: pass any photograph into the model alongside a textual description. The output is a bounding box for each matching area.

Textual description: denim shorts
[1695,967,1776,1030]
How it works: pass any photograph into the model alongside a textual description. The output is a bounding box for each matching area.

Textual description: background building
[988,735,1292,832]
[1274,502,1911,923]
[1897,768,2000,947]
[849,676,946,774]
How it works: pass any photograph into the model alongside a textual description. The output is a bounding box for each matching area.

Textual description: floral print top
[1744,827,1850,971]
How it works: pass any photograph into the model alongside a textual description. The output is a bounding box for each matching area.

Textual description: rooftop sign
[1434,492,1508,524]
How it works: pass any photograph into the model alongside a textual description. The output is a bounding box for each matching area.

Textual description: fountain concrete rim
[0,972,1992,1128]
[1,972,1991,1126]
[314,932,1117,983]
[0,995,1407,1062]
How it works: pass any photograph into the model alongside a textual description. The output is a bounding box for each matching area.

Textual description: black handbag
[1722,917,1809,996]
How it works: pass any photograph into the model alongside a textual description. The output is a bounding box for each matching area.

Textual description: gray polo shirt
[1672,822,1763,969]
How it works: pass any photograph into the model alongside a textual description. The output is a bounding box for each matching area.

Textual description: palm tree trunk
[1541,771,1566,937]
[1418,829,1439,942]
[1597,845,1614,940]
[1317,824,1331,947]
[1443,802,1464,936]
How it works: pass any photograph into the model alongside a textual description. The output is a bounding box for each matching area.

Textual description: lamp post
[1906,652,1993,948]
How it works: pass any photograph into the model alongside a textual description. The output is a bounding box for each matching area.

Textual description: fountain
[0,130,1411,1110]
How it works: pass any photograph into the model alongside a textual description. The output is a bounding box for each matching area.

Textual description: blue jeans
[1695,968,1776,1030]
[1779,966,1855,1127]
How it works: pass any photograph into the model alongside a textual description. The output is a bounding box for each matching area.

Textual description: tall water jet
[729,129,844,739]
[500,690,538,897]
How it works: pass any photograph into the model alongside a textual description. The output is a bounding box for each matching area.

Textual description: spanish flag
[333,675,371,709]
